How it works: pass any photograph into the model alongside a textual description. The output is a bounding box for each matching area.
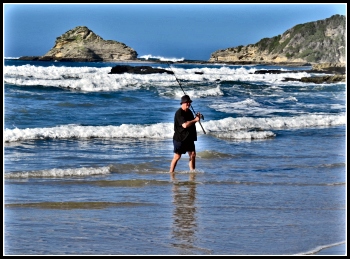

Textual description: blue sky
[3,3,346,61]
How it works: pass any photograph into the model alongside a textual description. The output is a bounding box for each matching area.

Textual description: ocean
[4,59,346,255]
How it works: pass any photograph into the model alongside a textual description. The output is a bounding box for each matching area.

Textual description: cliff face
[42,26,137,61]
[209,14,346,64]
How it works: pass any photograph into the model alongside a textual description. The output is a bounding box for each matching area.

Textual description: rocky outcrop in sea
[251,62,345,83]
[20,26,137,62]
[108,65,173,75]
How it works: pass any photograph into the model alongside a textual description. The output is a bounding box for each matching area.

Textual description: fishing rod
[167,62,206,134]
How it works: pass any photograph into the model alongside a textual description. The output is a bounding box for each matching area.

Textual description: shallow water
[4,60,346,255]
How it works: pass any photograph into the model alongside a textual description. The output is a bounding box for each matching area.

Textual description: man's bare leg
[188,151,196,171]
[170,153,181,180]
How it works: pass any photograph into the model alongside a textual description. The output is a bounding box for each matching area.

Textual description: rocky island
[19,26,138,62]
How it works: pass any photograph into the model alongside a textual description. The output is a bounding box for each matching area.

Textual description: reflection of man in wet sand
[171,173,197,254]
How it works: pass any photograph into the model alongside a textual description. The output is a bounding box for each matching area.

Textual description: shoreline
[317,243,346,255]
[312,242,346,255]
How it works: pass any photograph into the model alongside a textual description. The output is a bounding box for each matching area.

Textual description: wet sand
[315,243,346,255]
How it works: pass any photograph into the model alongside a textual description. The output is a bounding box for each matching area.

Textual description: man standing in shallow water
[169,95,201,181]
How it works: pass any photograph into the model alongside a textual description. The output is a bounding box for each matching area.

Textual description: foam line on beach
[295,241,346,255]
[4,166,111,179]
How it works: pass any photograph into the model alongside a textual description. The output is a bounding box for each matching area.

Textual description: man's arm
[181,113,200,128]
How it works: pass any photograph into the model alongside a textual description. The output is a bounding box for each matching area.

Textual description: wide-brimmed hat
[180,95,192,104]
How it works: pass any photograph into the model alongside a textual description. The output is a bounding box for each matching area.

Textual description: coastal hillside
[22,26,138,62]
[209,14,346,64]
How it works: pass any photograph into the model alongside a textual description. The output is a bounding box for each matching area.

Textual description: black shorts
[173,140,195,154]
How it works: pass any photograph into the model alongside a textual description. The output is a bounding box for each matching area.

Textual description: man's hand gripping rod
[167,63,206,134]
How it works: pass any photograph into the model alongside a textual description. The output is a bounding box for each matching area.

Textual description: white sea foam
[210,130,276,140]
[176,85,224,98]
[4,166,111,179]
[139,54,185,62]
[5,64,335,93]
[4,114,345,143]
[209,98,303,116]
[295,241,346,255]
